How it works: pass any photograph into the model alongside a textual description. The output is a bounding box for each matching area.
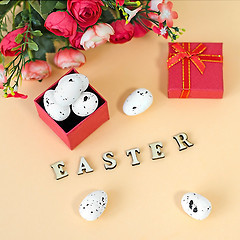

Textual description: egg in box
[34,68,109,150]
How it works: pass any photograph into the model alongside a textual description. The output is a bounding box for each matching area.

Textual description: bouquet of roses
[0,0,182,98]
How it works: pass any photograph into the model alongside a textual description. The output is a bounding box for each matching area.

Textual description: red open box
[34,68,110,150]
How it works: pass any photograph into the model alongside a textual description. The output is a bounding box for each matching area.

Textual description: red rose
[133,18,152,38]
[116,0,124,5]
[133,22,148,38]
[69,32,84,50]
[67,0,104,29]
[0,26,27,56]
[110,20,134,44]
[44,11,77,37]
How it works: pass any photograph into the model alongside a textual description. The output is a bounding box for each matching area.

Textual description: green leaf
[55,1,67,10]
[0,1,15,17]
[33,34,55,61]
[100,9,115,24]
[11,46,21,51]
[0,54,4,64]
[40,0,58,15]
[32,19,41,27]
[29,0,40,12]
[0,0,10,5]
[21,9,29,21]
[15,34,23,44]
[28,41,39,51]
[32,30,43,37]
[31,6,46,30]
[102,0,115,9]
[29,0,48,20]
[15,12,23,28]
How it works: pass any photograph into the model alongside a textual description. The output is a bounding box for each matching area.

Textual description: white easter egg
[58,73,89,92]
[181,192,212,220]
[72,92,98,117]
[79,190,108,221]
[43,90,71,121]
[54,73,89,106]
[123,88,153,116]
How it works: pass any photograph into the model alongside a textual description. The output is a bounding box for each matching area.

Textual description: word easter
[51,132,194,180]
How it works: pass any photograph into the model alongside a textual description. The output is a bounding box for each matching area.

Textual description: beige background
[1,1,240,239]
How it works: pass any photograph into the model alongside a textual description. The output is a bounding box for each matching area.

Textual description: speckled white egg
[72,92,98,117]
[43,90,71,121]
[181,192,212,220]
[123,88,153,116]
[58,73,89,92]
[54,73,89,106]
[79,190,108,221]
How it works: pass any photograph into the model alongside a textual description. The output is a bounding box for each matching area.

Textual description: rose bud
[22,60,51,81]
[80,23,114,50]
[54,48,86,69]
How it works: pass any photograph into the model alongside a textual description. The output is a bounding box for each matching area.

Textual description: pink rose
[67,0,104,29]
[110,20,134,44]
[22,60,51,81]
[0,26,27,56]
[54,48,86,69]
[80,23,114,50]
[69,32,84,50]
[44,11,77,37]
[0,64,7,89]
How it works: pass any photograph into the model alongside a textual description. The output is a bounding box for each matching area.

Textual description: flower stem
[28,49,33,60]
[115,6,120,19]
[124,0,141,7]
[136,17,152,31]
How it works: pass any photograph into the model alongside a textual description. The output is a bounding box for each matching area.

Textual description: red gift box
[168,42,223,98]
[34,68,110,150]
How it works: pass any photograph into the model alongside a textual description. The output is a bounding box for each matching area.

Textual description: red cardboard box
[168,42,223,98]
[34,68,110,150]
